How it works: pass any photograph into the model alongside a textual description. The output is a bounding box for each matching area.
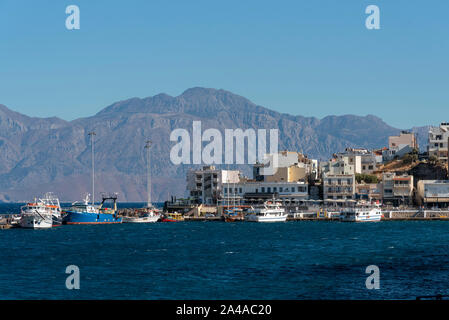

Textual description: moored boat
[41,192,62,226]
[63,194,122,225]
[19,199,54,229]
[122,207,161,223]
[245,201,288,222]
[162,212,184,222]
[223,207,244,222]
[339,204,382,222]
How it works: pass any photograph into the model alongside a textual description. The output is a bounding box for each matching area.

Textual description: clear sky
[0,0,448,128]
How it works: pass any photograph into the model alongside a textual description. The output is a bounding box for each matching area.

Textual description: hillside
[0,87,431,202]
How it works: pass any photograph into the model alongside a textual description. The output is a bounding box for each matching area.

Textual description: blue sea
[1,203,449,300]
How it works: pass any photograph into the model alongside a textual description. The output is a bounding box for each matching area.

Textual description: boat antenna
[145,140,152,208]
[88,131,96,206]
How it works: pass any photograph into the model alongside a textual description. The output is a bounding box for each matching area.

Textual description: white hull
[122,215,159,223]
[20,214,53,229]
[340,208,382,222]
[245,214,288,222]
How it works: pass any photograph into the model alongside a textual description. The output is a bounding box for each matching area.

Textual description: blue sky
[0,0,448,128]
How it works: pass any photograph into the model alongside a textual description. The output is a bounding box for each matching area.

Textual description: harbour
[1,211,449,300]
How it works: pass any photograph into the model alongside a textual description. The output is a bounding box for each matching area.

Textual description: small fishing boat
[223,207,243,222]
[245,200,288,222]
[122,207,161,223]
[162,212,184,222]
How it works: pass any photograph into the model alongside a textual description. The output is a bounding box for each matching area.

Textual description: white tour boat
[245,201,288,222]
[340,204,383,222]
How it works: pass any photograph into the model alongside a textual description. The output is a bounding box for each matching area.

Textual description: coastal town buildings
[323,173,356,200]
[416,180,449,208]
[389,131,418,150]
[320,148,379,175]
[355,183,383,202]
[254,151,317,182]
[222,180,309,203]
[428,123,449,163]
[383,131,418,162]
[186,166,240,204]
[382,173,414,206]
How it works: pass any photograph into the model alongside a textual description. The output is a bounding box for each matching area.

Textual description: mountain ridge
[0,88,430,202]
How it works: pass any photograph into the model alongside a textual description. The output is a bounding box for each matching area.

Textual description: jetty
[0,214,20,229]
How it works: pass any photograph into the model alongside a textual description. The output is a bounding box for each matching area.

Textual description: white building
[416,180,449,207]
[428,123,449,163]
[222,181,309,203]
[320,148,378,175]
[255,151,317,181]
[186,166,240,204]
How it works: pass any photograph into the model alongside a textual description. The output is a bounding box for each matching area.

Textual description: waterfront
[1,203,449,299]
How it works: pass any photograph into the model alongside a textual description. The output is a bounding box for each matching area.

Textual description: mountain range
[0,87,430,202]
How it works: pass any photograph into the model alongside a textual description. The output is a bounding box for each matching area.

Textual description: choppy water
[1,203,449,299]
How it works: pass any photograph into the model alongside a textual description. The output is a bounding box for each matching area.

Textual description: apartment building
[254,151,317,182]
[389,131,418,150]
[320,148,378,175]
[186,166,240,204]
[355,183,383,202]
[382,172,414,205]
[416,180,449,208]
[323,173,356,200]
[428,123,449,163]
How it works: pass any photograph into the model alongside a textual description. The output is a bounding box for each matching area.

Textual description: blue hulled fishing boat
[62,193,122,225]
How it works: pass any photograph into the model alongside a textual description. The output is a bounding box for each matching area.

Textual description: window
[267,187,271,193]
[261,187,265,193]
[280,187,283,192]
[255,188,258,193]
[239,188,242,193]
[273,187,277,192]
[224,188,227,194]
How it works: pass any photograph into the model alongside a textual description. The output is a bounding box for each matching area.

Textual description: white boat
[340,205,383,222]
[41,192,62,226]
[245,201,288,222]
[122,208,161,223]
[20,200,53,229]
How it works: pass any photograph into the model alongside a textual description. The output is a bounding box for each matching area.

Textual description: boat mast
[88,131,96,206]
[145,140,152,208]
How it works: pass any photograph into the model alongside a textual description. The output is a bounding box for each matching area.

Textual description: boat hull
[20,214,53,229]
[122,216,159,223]
[245,214,288,222]
[340,208,382,222]
[162,218,184,222]
[63,211,122,224]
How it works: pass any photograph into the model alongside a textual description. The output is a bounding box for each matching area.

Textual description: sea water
[1,203,448,299]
